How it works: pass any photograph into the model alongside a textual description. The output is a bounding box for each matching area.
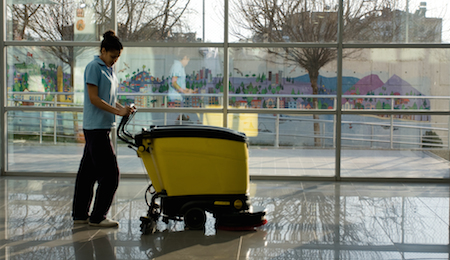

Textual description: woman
[168,50,197,123]
[72,30,133,227]
[168,51,193,102]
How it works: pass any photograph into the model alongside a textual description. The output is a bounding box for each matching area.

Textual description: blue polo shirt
[83,55,118,130]
[168,60,186,101]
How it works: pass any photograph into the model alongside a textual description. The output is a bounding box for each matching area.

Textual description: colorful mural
[9,61,431,122]
[116,66,431,122]
[10,62,73,105]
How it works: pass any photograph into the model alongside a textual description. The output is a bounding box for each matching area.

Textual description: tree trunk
[308,70,321,147]
[68,47,80,141]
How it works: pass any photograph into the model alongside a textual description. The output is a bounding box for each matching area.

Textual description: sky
[188,0,450,43]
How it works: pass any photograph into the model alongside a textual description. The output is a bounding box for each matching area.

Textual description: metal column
[0,0,6,175]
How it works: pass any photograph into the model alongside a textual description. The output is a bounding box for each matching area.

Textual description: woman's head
[100,30,123,67]
[174,48,192,67]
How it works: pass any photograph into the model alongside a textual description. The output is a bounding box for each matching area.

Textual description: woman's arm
[171,76,193,94]
[87,84,131,116]
[116,102,124,109]
[171,76,183,92]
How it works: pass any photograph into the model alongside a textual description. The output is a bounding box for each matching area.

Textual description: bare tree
[9,4,43,41]
[92,0,195,42]
[231,0,398,146]
[10,0,196,67]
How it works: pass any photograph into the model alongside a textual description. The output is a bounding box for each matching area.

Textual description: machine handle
[117,104,137,147]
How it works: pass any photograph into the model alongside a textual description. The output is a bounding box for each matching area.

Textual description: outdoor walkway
[6,143,450,178]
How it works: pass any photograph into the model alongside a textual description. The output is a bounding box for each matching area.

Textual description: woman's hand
[118,105,133,116]
[180,88,197,94]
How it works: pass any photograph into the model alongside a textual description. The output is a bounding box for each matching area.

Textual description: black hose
[117,111,138,147]
[144,183,156,207]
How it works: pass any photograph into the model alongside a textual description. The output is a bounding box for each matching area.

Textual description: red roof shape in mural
[120,70,161,93]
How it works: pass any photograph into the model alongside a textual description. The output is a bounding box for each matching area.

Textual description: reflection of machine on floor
[139,229,267,257]
[118,113,267,234]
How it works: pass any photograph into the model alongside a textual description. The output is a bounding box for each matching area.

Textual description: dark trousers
[72,129,120,223]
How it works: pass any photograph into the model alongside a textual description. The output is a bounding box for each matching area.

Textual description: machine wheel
[184,207,206,230]
[140,216,156,235]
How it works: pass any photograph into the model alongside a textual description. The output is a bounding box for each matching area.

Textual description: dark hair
[100,30,123,52]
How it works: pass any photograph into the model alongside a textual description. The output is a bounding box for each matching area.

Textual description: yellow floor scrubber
[118,113,267,234]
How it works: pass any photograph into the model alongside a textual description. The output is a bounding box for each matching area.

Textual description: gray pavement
[6,142,450,178]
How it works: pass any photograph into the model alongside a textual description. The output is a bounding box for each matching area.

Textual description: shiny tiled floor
[0,177,449,260]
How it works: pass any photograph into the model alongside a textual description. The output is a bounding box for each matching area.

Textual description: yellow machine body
[137,136,249,197]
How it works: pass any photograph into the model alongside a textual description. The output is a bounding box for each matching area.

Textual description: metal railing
[8,91,78,106]
[7,112,447,149]
[7,92,449,149]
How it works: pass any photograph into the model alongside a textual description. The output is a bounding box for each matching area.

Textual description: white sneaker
[89,218,119,227]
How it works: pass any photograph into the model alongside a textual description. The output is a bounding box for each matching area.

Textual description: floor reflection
[72,228,116,260]
[0,177,449,259]
[138,229,267,259]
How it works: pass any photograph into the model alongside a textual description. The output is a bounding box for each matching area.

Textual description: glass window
[229,0,339,43]
[341,114,450,179]
[229,47,337,110]
[7,111,84,173]
[6,46,225,110]
[6,0,224,42]
[342,48,450,111]
[6,0,110,41]
[117,47,224,109]
[117,0,223,43]
[344,0,449,43]
[7,46,95,107]
[246,113,335,177]
[3,1,450,180]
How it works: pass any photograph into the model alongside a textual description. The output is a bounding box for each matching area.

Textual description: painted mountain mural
[344,74,385,96]
[342,74,430,111]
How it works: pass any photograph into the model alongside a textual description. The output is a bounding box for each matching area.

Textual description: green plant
[422,131,443,149]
